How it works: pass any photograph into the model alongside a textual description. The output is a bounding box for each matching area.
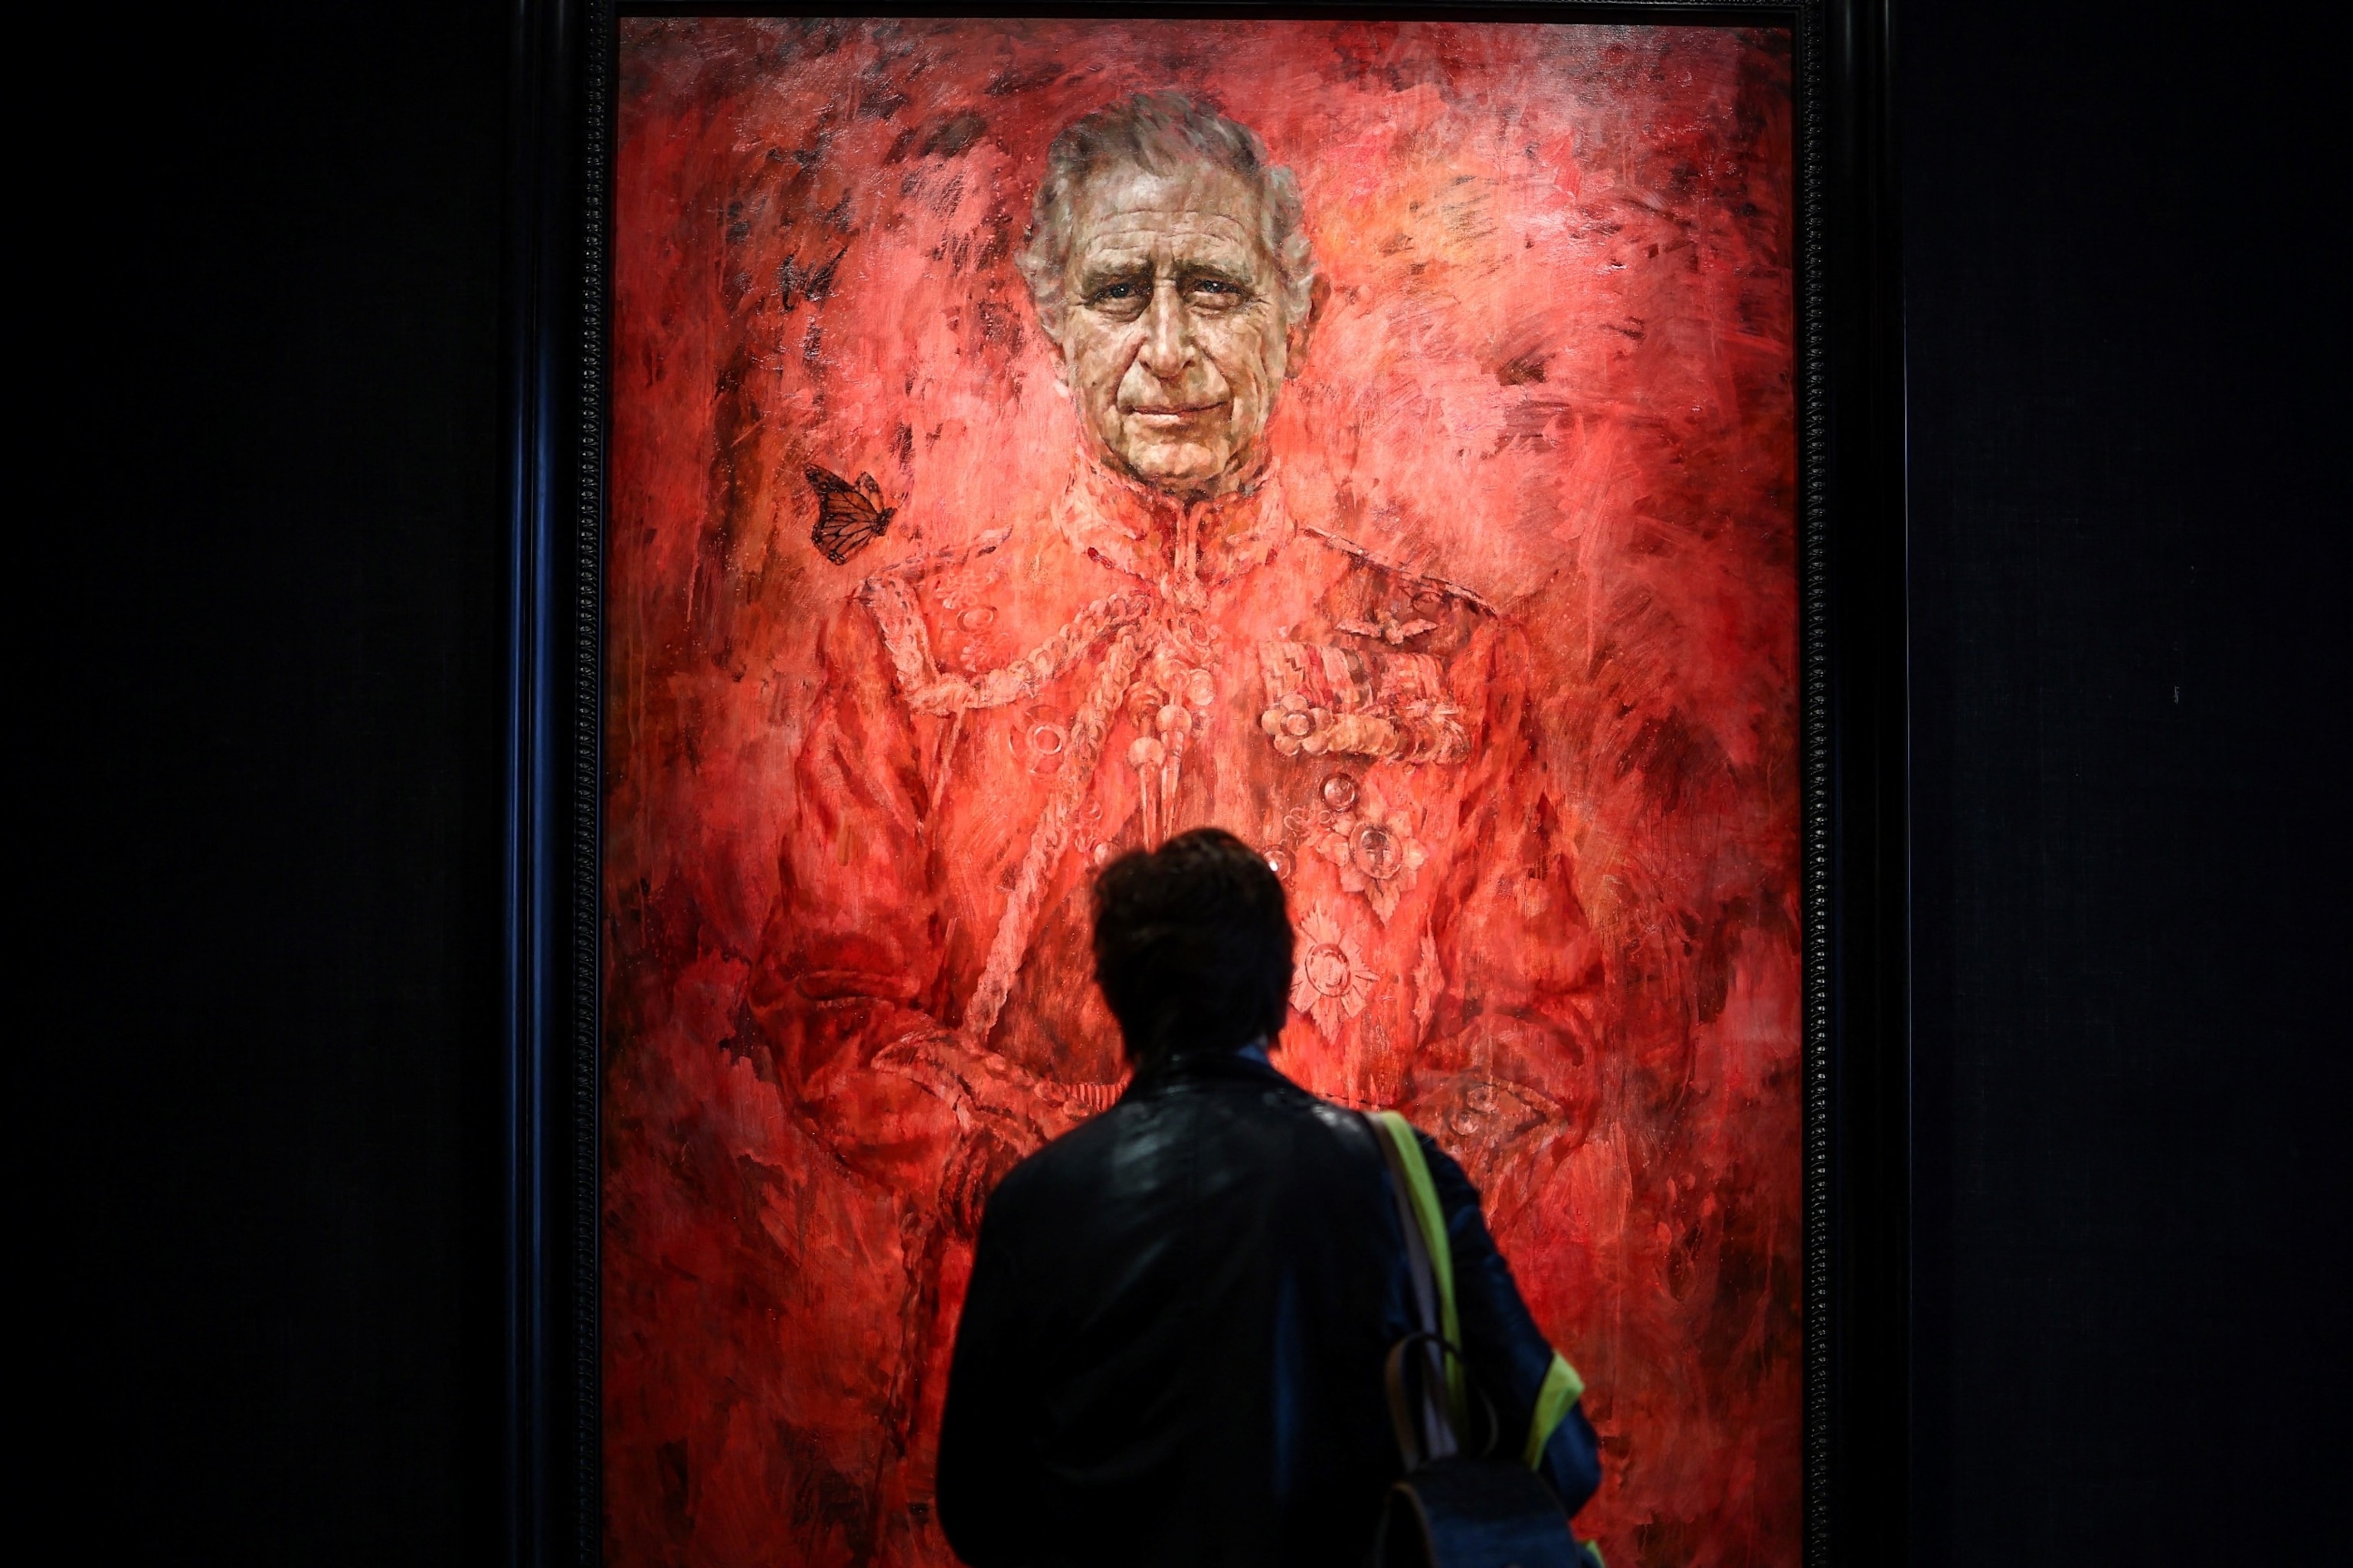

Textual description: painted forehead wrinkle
[1076,228,1261,266]
[1073,211,1268,270]
[1076,168,1260,219]
[1082,208,1255,229]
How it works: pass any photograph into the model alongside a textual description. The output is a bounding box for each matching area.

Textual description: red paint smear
[605,19,1798,1568]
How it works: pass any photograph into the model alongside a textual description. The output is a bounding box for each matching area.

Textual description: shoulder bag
[1363,1111,1602,1568]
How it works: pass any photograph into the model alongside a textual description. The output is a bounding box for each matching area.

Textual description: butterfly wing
[806,464,895,565]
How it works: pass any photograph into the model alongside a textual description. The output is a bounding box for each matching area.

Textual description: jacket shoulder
[991,1070,1379,1219]
[1298,524,1497,617]
[1304,1092,1383,1158]
[1406,1124,1488,1221]
[855,525,1014,594]
[983,1093,1134,1219]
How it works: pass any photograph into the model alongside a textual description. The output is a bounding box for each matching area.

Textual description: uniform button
[1015,705,1067,774]
[1304,945,1353,997]
[1352,823,1402,879]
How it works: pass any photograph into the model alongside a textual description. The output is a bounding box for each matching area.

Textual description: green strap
[1373,1112,1591,1476]
[1521,1350,1586,1467]
[1370,1111,1464,1419]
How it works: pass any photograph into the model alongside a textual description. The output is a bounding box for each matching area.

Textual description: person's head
[1019,93,1326,499]
[1091,827,1294,1071]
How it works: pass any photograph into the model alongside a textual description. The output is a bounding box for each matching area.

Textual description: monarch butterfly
[804,465,895,565]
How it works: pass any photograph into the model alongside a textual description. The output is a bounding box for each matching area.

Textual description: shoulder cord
[960,624,1146,1049]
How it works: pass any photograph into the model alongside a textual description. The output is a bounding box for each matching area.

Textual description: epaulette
[1298,524,1497,615]
[853,528,1013,701]
[855,525,1147,716]
[860,525,1013,586]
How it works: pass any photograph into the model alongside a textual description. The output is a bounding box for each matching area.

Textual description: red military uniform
[748,455,1604,1557]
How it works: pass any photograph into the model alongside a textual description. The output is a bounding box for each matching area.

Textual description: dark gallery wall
[1901,3,2348,1562]
[33,2,512,1563]
[28,2,2343,1564]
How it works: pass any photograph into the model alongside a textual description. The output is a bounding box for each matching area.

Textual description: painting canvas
[603,17,1799,1567]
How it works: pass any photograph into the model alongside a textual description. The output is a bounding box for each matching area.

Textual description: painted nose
[1137,279,1192,380]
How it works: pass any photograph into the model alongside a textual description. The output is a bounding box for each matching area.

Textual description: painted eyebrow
[1173,260,1256,290]
[1075,257,1258,293]
[1075,259,1152,293]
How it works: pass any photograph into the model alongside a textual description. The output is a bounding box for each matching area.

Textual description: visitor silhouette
[937,827,1602,1568]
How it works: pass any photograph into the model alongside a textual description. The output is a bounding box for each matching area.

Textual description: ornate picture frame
[502,4,1905,1563]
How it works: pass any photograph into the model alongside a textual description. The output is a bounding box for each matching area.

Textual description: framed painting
[502,4,1907,1566]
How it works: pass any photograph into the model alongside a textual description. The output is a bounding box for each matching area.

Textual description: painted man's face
[1053,160,1300,497]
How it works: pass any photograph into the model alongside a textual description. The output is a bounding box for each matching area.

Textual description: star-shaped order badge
[1312,784,1428,924]
[1291,905,1379,1040]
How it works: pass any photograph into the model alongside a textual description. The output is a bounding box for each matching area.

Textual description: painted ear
[1287,273,1333,377]
[1026,291,1075,394]
[1043,316,1074,394]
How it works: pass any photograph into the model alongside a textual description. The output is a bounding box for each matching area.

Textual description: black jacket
[936,1049,1601,1568]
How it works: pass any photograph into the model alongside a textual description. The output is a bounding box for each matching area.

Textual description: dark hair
[1091,827,1294,1070]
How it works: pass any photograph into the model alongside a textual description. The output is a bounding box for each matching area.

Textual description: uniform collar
[1054,456,1293,590]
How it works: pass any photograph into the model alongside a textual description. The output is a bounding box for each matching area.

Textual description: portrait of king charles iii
[604,21,1801,1568]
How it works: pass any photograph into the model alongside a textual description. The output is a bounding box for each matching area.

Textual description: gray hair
[1017,93,1317,342]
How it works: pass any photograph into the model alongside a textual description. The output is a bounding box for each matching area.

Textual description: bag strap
[1380,1332,1445,1468]
[1367,1111,1468,1452]
[1369,1110,1589,1475]
[1523,1349,1586,1468]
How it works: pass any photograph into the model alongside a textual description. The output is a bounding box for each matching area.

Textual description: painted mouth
[1124,402,1225,424]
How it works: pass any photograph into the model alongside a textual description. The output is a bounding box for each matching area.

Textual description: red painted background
[605,19,1798,1567]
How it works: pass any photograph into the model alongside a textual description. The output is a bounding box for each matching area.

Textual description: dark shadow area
[1905,2,2349,1561]
[32,3,510,1563]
